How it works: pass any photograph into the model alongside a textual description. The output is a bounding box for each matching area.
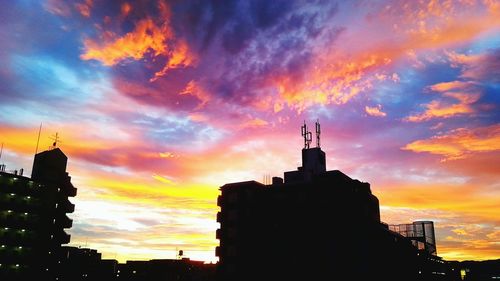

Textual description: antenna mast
[49,132,61,150]
[315,119,321,148]
[301,121,312,149]
[0,142,3,161]
[35,123,42,155]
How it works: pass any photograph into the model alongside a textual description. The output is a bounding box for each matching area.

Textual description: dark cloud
[49,0,343,112]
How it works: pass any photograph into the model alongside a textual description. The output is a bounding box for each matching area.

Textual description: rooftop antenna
[0,143,4,172]
[315,119,321,148]
[49,132,61,150]
[301,121,312,149]
[35,123,42,155]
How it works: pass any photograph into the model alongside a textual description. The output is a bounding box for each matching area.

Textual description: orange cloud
[406,79,481,122]
[429,81,475,92]
[159,152,175,158]
[271,0,500,112]
[75,0,93,18]
[447,51,482,67]
[405,93,480,122]
[81,4,195,81]
[81,18,171,66]
[177,80,210,109]
[152,40,196,79]
[402,124,500,161]
[379,183,500,224]
[274,54,390,112]
[365,104,387,117]
[121,2,132,17]
[240,118,269,129]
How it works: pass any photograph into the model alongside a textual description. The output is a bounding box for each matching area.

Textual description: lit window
[7,210,12,213]
[10,193,15,196]
[3,228,8,230]
[24,213,28,215]
[18,246,22,249]
[1,245,5,248]
[21,229,25,232]
[26,196,31,199]
[15,264,19,267]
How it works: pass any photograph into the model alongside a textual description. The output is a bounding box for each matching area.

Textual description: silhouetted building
[115,258,216,281]
[54,246,104,281]
[216,122,456,281]
[448,259,500,281]
[43,245,216,281]
[0,147,77,279]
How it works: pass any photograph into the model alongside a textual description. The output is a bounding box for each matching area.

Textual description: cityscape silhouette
[1,1,499,280]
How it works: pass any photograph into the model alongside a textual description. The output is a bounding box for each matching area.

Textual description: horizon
[0,0,499,263]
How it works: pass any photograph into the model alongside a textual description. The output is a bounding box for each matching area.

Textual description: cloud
[178,80,210,109]
[75,0,93,18]
[365,104,387,117]
[402,124,500,161]
[428,81,476,92]
[150,39,197,81]
[448,49,500,82]
[3,0,500,263]
[405,91,480,122]
[44,0,72,17]
[240,118,269,129]
[405,77,482,122]
[81,18,171,66]
[77,0,500,115]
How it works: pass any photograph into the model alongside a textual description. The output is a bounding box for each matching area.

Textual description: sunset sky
[0,0,499,263]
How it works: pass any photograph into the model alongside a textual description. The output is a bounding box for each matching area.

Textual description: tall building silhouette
[0,147,76,279]
[216,122,450,281]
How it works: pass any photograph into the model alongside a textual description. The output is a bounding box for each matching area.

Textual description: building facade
[0,148,76,279]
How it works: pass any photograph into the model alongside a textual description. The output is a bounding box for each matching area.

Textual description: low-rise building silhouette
[0,147,76,279]
[216,122,455,281]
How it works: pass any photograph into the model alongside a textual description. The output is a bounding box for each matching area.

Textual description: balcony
[58,199,75,213]
[58,214,73,228]
[63,184,77,197]
[57,231,71,244]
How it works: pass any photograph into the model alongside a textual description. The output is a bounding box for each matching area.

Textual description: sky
[0,0,499,263]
